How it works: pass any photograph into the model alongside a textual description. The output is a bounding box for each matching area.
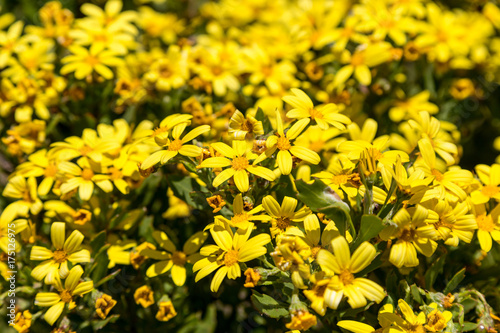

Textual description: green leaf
[462,322,478,331]
[410,284,423,304]
[255,107,272,134]
[169,175,205,210]
[251,291,289,319]
[295,180,351,236]
[91,315,120,330]
[90,231,106,253]
[89,245,110,283]
[352,215,385,249]
[425,254,447,290]
[443,268,466,294]
[139,216,154,243]
[111,208,145,230]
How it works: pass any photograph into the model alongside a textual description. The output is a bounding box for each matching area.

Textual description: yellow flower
[162,188,191,219]
[30,222,90,284]
[206,194,226,213]
[425,303,453,332]
[379,205,437,268]
[11,310,32,333]
[316,236,386,309]
[243,268,261,288]
[215,194,271,230]
[2,176,43,221]
[194,225,271,292]
[417,138,472,202]
[0,218,27,253]
[58,161,113,201]
[35,265,94,325]
[228,109,264,140]
[0,21,24,68]
[143,230,207,286]
[471,164,500,205]
[60,44,123,80]
[285,310,317,331]
[333,42,393,87]
[95,294,117,319]
[134,285,154,308]
[144,46,189,91]
[107,241,135,268]
[283,88,351,130]
[156,301,177,322]
[262,195,310,238]
[198,140,276,192]
[389,91,439,122]
[15,149,59,196]
[312,155,360,200]
[419,200,477,246]
[140,123,210,170]
[474,204,500,252]
[390,299,427,332]
[258,110,320,175]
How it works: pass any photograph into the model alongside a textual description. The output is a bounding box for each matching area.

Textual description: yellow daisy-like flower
[30,222,90,284]
[262,195,310,238]
[471,164,500,205]
[474,204,500,252]
[2,176,43,220]
[215,194,271,230]
[282,88,351,130]
[143,230,207,286]
[198,140,276,192]
[11,310,32,333]
[228,109,264,140]
[312,155,360,200]
[60,44,123,80]
[58,161,113,201]
[0,218,27,253]
[140,123,210,170]
[35,265,94,326]
[194,225,271,292]
[258,110,320,175]
[379,205,437,268]
[419,200,477,246]
[316,236,386,309]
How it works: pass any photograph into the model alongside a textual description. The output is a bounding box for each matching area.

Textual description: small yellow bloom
[215,194,271,230]
[95,294,117,319]
[143,231,207,286]
[35,265,94,326]
[11,310,32,333]
[198,140,276,192]
[243,268,261,288]
[425,303,453,332]
[194,224,271,292]
[30,222,90,284]
[228,109,264,140]
[285,310,317,331]
[156,301,177,322]
[283,88,350,130]
[207,194,226,213]
[262,195,310,238]
[134,285,154,308]
[257,110,320,175]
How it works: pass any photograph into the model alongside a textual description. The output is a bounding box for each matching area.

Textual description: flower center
[431,169,444,182]
[231,213,249,226]
[44,163,58,177]
[339,270,354,286]
[168,139,183,151]
[232,156,249,171]
[86,55,100,67]
[53,250,68,263]
[482,185,500,198]
[275,217,291,230]
[476,214,495,232]
[277,136,291,151]
[331,174,349,185]
[311,246,322,259]
[152,126,168,137]
[109,167,123,180]
[80,145,93,156]
[400,228,416,242]
[82,168,94,181]
[351,53,365,67]
[309,108,323,120]
[60,289,73,303]
[171,251,187,266]
[224,249,239,266]
[241,119,254,132]
[212,66,223,76]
